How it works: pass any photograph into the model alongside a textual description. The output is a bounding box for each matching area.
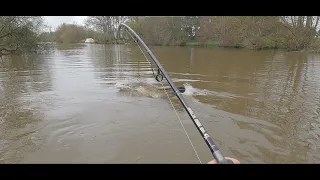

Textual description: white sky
[43,16,87,30]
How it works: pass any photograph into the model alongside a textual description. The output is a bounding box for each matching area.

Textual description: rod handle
[218,158,234,164]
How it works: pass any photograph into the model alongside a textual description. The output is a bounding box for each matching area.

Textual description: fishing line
[117,23,233,164]
[124,29,163,82]
[124,28,202,164]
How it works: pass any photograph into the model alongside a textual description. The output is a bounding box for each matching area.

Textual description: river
[0,43,320,164]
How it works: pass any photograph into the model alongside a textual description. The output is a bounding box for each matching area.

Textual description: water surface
[1,43,320,164]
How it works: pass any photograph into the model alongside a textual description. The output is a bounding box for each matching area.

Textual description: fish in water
[118,81,185,98]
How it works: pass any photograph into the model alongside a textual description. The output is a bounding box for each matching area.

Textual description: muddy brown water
[1,43,320,164]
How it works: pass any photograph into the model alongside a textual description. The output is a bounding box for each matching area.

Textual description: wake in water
[115,77,240,100]
[116,78,177,98]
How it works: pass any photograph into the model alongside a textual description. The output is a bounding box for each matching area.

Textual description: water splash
[116,79,241,100]
[182,83,198,96]
[182,83,239,99]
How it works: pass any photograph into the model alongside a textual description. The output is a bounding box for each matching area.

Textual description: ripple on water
[1,44,320,163]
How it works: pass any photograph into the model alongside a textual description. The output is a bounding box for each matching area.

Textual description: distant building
[85,38,95,43]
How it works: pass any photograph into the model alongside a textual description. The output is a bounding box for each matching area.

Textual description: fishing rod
[117,23,233,164]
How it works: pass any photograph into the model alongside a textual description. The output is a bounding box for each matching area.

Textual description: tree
[0,16,44,56]
[54,23,86,43]
[181,16,200,40]
[135,16,188,46]
[280,16,320,50]
[85,16,131,43]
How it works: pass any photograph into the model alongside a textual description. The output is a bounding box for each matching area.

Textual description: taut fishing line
[117,23,234,164]
[124,28,202,163]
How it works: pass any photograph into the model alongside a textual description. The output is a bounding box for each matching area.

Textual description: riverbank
[183,39,320,53]
[100,38,320,52]
[40,38,320,53]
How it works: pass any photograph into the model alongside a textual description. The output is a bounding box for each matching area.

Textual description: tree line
[42,16,320,51]
[1,16,320,57]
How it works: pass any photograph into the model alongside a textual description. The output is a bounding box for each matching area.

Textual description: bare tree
[280,16,320,50]
[0,16,44,57]
[85,16,131,43]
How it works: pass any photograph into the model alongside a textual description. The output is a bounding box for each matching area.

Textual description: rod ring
[156,73,163,82]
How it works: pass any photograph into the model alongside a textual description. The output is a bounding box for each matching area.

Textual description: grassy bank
[185,40,220,47]
[184,38,320,52]
[51,38,320,53]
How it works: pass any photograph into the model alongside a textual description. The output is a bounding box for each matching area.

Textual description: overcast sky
[43,16,87,30]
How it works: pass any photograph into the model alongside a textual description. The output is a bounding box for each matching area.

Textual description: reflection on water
[0,43,320,163]
[0,54,53,163]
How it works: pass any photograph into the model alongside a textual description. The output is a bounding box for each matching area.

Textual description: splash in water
[116,78,177,98]
[182,83,240,99]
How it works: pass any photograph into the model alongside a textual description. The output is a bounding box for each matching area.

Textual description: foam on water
[182,83,198,96]
[182,83,240,99]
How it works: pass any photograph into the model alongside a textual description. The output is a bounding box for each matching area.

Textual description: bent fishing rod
[117,23,233,164]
